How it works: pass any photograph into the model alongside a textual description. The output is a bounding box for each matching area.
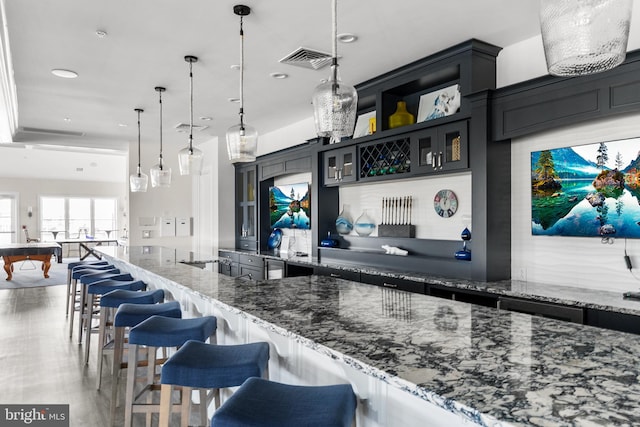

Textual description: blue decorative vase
[335,205,353,235]
[354,209,375,237]
[320,232,339,248]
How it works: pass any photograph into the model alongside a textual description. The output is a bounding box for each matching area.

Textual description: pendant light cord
[158,90,163,169]
[239,14,245,132]
[188,59,194,154]
[332,0,337,60]
[136,109,142,177]
[331,0,339,89]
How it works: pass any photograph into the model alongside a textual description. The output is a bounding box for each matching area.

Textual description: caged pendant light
[150,86,172,187]
[178,55,204,175]
[312,0,357,141]
[129,108,149,192]
[540,0,633,77]
[226,5,258,163]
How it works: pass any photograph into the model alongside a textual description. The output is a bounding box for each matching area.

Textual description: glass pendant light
[312,0,357,141]
[540,0,633,77]
[226,5,258,163]
[178,55,204,175]
[129,108,149,192]
[150,86,171,187]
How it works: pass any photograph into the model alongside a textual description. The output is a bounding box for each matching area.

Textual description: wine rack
[359,137,411,179]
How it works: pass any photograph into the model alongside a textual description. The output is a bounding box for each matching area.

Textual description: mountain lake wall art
[531,137,640,238]
[269,182,311,230]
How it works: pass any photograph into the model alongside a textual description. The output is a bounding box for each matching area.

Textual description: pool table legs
[2,255,52,281]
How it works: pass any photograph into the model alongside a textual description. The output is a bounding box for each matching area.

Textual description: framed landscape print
[531,137,640,238]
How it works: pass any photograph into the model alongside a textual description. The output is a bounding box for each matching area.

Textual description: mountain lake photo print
[531,137,640,238]
[269,182,311,229]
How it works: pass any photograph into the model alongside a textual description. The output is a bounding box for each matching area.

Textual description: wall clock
[434,189,458,218]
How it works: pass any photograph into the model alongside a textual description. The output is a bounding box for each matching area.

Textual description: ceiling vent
[174,123,208,133]
[19,127,85,137]
[279,47,333,70]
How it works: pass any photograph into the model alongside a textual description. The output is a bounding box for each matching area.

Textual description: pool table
[0,243,62,281]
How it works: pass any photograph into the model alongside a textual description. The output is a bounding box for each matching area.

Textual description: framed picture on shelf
[417,84,461,123]
[353,111,376,138]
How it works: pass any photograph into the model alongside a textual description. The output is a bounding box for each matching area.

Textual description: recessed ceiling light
[95,29,108,38]
[51,69,78,79]
[228,97,240,103]
[270,72,289,79]
[118,123,128,127]
[63,117,71,122]
[200,116,213,121]
[337,33,358,43]
[230,64,240,70]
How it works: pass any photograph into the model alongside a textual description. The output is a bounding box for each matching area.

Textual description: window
[39,197,118,240]
[0,194,17,244]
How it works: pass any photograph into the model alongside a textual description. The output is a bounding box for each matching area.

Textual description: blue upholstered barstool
[75,270,133,343]
[158,340,270,427]
[95,288,164,389]
[210,377,357,427]
[110,301,183,425]
[83,278,147,365]
[124,315,217,427]
[68,265,118,339]
[65,260,109,316]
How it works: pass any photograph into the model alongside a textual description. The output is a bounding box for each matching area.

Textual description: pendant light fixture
[540,0,633,77]
[226,5,258,163]
[129,108,149,192]
[150,86,171,187]
[178,55,204,175]
[312,0,357,141]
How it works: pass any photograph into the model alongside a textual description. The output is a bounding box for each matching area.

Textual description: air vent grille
[174,123,208,133]
[279,47,333,70]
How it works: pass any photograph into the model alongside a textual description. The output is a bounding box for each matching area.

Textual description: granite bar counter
[100,246,640,427]
[228,248,640,317]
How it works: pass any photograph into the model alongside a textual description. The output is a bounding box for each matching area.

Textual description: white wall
[0,177,126,242]
[127,140,193,250]
[217,137,236,250]
[512,113,640,292]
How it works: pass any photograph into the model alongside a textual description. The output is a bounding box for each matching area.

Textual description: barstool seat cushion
[72,265,117,280]
[87,279,146,295]
[101,289,164,308]
[129,315,217,348]
[67,260,109,271]
[80,272,133,285]
[210,377,357,427]
[115,301,181,328]
[161,340,269,389]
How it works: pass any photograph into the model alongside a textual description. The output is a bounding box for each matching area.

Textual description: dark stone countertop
[102,246,640,426]
[219,248,640,316]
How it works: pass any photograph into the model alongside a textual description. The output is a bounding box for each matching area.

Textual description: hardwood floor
[0,284,145,426]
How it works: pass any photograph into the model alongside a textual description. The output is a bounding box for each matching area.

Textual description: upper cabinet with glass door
[236,164,258,251]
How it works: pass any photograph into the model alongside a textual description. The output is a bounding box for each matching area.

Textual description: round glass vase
[335,205,353,235]
[354,209,375,237]
[388,101,415,129]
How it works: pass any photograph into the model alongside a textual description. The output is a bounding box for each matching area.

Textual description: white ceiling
[2,0,542,161]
